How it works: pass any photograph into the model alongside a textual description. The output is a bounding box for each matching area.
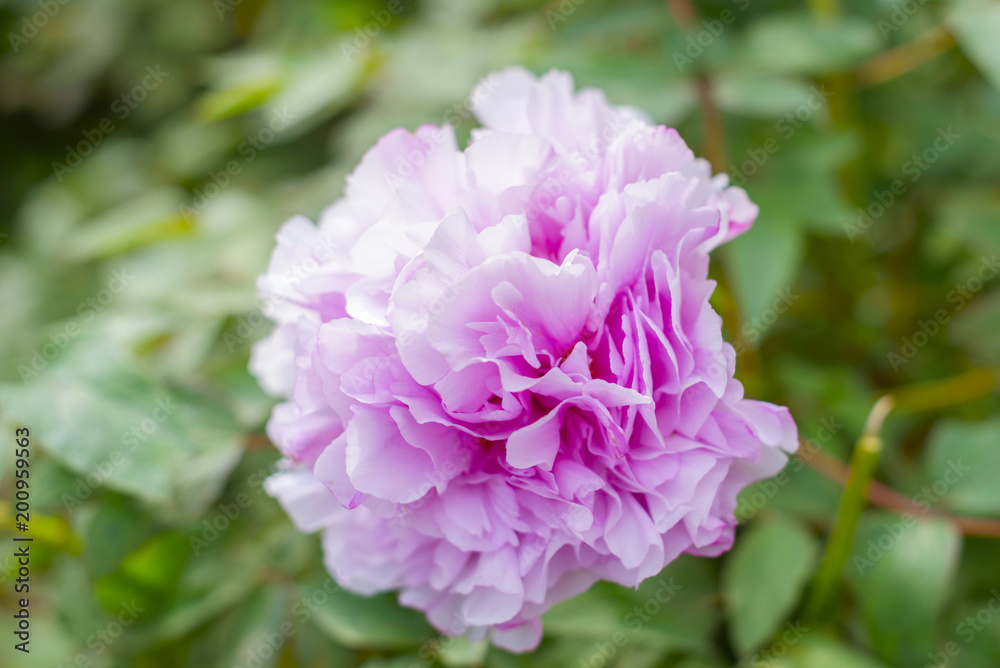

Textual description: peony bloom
[251,67,797,652]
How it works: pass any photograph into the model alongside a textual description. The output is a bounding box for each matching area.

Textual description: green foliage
[722,514,819,656]
[848,513,963,666]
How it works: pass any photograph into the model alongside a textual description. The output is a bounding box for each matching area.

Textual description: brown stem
[665,0,697,27]
[665,0,728,173]
[693,77,728,173]
[800,444,1000,538]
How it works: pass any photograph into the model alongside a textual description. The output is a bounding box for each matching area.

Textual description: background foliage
[1,0,999,666]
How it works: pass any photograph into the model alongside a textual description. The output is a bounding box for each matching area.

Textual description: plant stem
[664,0,728,173]
[801,445,1000,537]
[858,25,956,88]
[803,396,891,620]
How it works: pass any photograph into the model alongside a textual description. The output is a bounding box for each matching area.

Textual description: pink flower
[252,67,797,652]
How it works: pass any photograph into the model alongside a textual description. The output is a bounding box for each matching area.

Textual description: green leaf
[260,46,366,139]
[291,623,354,668]
[149,542,266,643]
[950,0,1000,92]
[439,636,489,667]
[950,290,1000,365]
[544,557,720,656]
[184,587,291,668]
[198,78,283,122]
[847,512,962,666]
[715,75,819,119]
[924,418,1000,516]
[721,207,804,341]
[305,582,433,650]
[722,514,819,655]
[942,597,1000,668]
[0,606,80,668]
[83,493,159,578]
[758,633,891,668]
[0,329,243,522]
[930,189,1000,259]
[58,189,196,262]
[740,14,880,75]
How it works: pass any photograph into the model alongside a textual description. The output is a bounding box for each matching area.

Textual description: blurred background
[1,0,999,666]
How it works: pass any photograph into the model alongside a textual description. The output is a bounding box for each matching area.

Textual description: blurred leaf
[722,208,804,340]
[762,633,891,668]
[930,189,1000,259]
[184,587,291,668]
[51,555,107,644]
[941,596,1000,668]
[83,494,159,578]
[848,512,962,666]
[291,623,354,668]
[360,657,425,668]
[950,0,1000,92]
[715,75,818,119]
[261,46,366,138]
[722,514,819,655]
[925,418,1000,516]
[950,290,1000,364]
[306,583,432,650]
[150,542,267,643]
[59,189,195,262]
[740,14,880,75]
[0,330,243,522]
[439,636,488,667]
[0,606,80,668]
[198,78,283,122]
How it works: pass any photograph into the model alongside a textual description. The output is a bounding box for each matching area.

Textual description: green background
[1,0,999,666]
